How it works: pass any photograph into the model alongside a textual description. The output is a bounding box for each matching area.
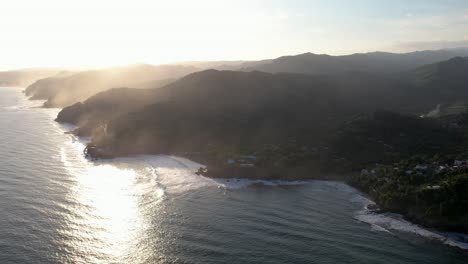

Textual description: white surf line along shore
[354,203,468,250]
[45,98,468,251]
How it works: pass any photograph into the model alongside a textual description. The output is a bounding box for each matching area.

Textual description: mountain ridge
[54,56,468,233]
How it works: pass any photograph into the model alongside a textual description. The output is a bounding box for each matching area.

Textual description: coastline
[41,89,467,251]
[80,142,468,250]
[83,140,468,239]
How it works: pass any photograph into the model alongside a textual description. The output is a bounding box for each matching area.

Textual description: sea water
[1,87,467,263]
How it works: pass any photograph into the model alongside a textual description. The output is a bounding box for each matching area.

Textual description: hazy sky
[1,0,468,69]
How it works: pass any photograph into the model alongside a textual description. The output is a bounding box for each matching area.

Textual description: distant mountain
[406,57,468,116]
[25,64,198,107]
[410,57,468,90]
[176,59,272,71]
[23,48,468,108]
[0,69,62,87]
[240,48,468,75]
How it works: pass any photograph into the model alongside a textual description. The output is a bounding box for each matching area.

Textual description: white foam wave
[49,102,468,251]
[370,224,393,234]
[53,119,216,196]
[59,137,316,194]
[140,155,223,194]
[37,98,468,252]
[59,136,167,203]
[444,233,468,249]
[212,178,310,189]
[355,209,468,250]
[99,154,313,194]
[26,97,468,252]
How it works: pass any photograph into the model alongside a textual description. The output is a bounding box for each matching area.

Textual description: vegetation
[351,158,468,233]
[336,110,468,232]
[55,56,468,232]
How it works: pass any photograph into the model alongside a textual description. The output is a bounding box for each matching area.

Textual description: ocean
[0,86,467,263]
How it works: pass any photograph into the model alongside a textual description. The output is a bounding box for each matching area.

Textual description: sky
[1,0,468,70]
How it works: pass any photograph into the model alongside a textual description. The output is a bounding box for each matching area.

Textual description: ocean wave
[60,132,468,250]
[103,154,314,194]
[355,209,468,250]
[141,155,223,193]
[31,101,468,252]
[370,224,392,234]
[212,178,310,189]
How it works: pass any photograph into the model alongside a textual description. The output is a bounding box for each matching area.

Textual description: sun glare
[58,138,150,262]
[0,0,279,69]
[70,164,141,261]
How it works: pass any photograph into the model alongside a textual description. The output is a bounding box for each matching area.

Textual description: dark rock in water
[366,203,379,211]
[195,167,208,176]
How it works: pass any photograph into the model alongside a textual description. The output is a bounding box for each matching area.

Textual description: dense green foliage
[352,160,468,232]
[332,111,460,166]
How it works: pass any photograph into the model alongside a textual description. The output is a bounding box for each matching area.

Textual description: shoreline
[69,140,468,250]
[83,141,468,237]
[45,95,468,250]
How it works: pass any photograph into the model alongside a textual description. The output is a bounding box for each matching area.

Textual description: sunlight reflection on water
[2,89,466,263]
[57,137,165,263]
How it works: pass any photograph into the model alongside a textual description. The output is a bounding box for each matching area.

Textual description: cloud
[392,40,468,52]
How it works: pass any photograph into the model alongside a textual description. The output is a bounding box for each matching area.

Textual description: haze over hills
[57,87,160,136]
[57,69,417,140]
[19,48,468,109]
[3,1,468,262]
[56,55,468,158]
[54,54,468,232]
[57,54,468,141]
[24,64,198,107]
[0,69,63,87]
[176,60,272,71]
[1,45,467,241]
